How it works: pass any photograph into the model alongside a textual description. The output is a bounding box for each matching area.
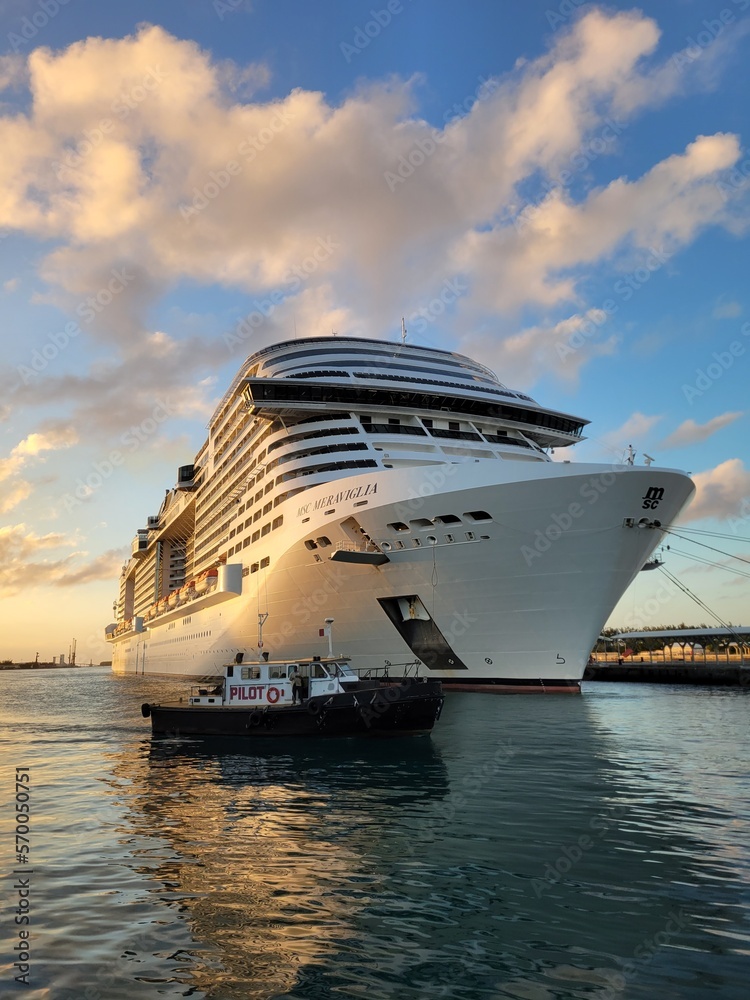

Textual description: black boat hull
[143,679,443,738]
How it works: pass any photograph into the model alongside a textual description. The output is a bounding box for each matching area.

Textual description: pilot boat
[141,618,443,738]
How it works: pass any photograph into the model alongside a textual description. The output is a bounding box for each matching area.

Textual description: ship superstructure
[107,336,694,690]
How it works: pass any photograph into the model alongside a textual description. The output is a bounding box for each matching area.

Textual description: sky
[1,0,749,663]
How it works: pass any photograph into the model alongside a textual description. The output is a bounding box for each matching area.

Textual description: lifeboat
[167,590,179,609]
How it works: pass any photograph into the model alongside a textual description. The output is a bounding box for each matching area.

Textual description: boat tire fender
[247,711,263,728]
[308,699,322,716]
[141,703,151,719]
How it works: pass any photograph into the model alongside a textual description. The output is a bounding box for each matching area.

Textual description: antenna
[643,453,655,467]
[401,317,407,345]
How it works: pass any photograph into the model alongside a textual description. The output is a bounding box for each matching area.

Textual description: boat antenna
[401,317,407,345]
[257,612,269,657]
[324,618,334,657]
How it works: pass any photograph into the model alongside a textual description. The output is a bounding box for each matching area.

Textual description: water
[1,668,748,999]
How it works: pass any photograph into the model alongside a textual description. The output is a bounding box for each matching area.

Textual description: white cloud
[599,412,663,457]
[0,426,78,481]
[660,412,744,449]
[683,458,750,522]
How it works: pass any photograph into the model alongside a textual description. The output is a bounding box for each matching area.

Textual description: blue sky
[1,0,749,661]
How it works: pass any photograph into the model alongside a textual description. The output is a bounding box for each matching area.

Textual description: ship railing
[351,660,423,680]
[335,540,381,554]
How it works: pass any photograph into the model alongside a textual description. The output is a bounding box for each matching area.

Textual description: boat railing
[350,660,423,680]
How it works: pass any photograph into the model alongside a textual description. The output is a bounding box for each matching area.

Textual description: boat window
[260,557,270,568]
[305,540,318,550]
[435,514,461,524]
[311,663,328,678]
[268,665,287,679]
[464,510,492,521]
[388,521,410,532]
[316,536,331,547]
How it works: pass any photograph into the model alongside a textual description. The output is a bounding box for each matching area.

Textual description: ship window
[388,417,400,425]
[465,510,492,521]
[228,546,234,556]
[316,536,331,547]
[229,529,236,538]
[354,500,368,507]
[272,516,283,529]
[253,510,262,522]
[388,521,409,532]
[261,524,271,536]
[435,514,461,524]
[263,502,273,514]
[449,421,460,431]
[238,504,245,515]
[251,563,259,573]
[361,415,372,424]
[245,518,252,529]
[255,490,263,502]
[268,665,286,679]
[243,537,252,548]
[252,530,260,542]
[324,508,335,515]
[410,518,433,528]
[265,482,273,494]
[260,557,270,568]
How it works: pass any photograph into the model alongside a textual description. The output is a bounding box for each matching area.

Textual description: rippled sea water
[1,667,749,999]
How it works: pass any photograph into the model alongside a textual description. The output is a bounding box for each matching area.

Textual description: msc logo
[642,486,664,510]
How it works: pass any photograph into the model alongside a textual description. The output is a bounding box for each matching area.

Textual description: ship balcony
[131,532,149,558]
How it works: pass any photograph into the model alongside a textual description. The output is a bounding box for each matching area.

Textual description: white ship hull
[111,460,694,690]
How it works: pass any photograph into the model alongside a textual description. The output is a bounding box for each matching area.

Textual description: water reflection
[103,686,750,1000]
[118,736,449,998]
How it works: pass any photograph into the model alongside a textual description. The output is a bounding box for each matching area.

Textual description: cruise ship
[106,336,695,691]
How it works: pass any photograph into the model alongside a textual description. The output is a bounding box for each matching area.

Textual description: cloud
[712,299,742,319]
[0,523,125,595]
[0,426,78,481]
[660,412,744,449]
[599,412,663,457]
[0,479,33,513]
[459,309,618,387]
[0,12,744,349]
[683,458,750,522]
